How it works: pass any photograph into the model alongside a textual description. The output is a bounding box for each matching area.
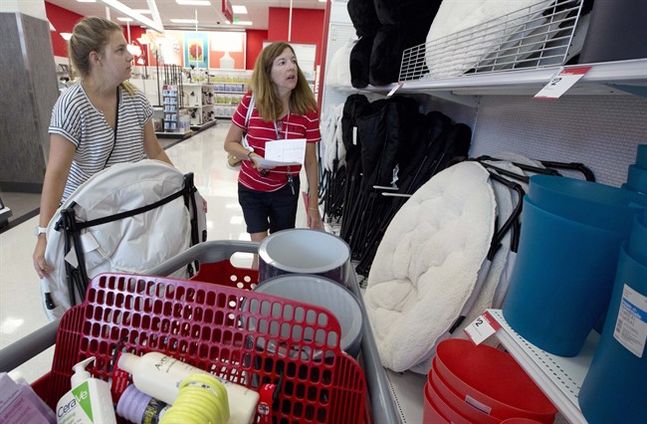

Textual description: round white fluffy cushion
[365,162,496,372]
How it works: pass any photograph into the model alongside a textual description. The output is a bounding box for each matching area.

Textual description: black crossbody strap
[75,185,193,230]
[104,87,120,168]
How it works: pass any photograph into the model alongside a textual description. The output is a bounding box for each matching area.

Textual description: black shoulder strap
[104,87,120,168]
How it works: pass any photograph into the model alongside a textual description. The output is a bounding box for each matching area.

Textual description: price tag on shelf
[464,311,501,345]
[535,66,592,99]
[386,82,404,97]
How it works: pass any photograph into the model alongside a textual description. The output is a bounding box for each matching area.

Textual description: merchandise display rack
[159,84,191,137]
[488,309,597,424]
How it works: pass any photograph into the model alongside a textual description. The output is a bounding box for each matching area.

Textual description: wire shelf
[399,0,584,82]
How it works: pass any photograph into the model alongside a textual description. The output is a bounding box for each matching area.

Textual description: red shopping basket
[32,269,367,423]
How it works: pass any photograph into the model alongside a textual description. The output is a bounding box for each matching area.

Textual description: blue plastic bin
[626,164,647,194]
[628,212,647,265]
[527,175,645,235]
[578,245,647,424]
[636,144,647,169]
[503,198,628,356]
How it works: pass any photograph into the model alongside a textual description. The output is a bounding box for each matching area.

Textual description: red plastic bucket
[430,358,499,424]
[423,383,450,424]
[435,339,556,422]
[427,377,472,424]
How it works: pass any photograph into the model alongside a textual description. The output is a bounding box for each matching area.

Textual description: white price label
[464,311,501,345]
[613,284,647,358]
[534,66,592,99]
[386,82,404,97]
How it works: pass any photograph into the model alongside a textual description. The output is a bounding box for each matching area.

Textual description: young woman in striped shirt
[32,17,173,278]
[224,42,322,248]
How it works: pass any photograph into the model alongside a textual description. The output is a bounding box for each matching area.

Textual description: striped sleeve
[49,92,81,147]
[304,110,321,143]
[136,90,153,125]
[232,92,252,130]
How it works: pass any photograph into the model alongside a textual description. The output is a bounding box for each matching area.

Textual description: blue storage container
[503,198,629,356]
[628,212,647,265]
[626,164,647,194]
[578,246,647,423]
[527,175,645,235]
[637,144,647,169]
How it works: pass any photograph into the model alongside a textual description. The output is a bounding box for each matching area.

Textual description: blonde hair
[250,42,317,121]
[68,16,135,95]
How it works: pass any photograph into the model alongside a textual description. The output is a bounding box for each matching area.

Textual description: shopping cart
[0,241,400,424]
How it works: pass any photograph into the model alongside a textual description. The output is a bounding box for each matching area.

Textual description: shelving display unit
[160,84,191,137]
[488,309,595,424]
[209,70,251,119]
[320,2,647,424]
[181,83,218,130]
[0,196,11,228]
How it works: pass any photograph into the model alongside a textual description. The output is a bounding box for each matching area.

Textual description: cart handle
[0,320,59,373]
[145,240,259,275]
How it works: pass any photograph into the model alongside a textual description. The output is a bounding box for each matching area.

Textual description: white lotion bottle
[118,352,259,424]
[56,357,117,424]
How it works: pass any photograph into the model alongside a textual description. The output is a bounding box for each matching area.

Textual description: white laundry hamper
[40,160,206,320]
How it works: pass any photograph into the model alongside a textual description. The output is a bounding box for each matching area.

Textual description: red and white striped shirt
[232,92,321,192]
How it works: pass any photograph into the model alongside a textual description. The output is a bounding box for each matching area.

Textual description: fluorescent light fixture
[60,32,73,40]
[176,0,211,5]
[98,0,164,32]
[127,44,142,56]
[232,5,247,14]
[132,9,151,14]
[146,0,164,33]
[117,17,133,22]
[170,18,198,23]
[233,20,252,26]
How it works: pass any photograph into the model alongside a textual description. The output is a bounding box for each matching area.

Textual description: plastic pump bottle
[118,352,259,424]
[56,357,117,424]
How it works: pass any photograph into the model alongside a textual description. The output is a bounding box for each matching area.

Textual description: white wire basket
[399,0,585,82]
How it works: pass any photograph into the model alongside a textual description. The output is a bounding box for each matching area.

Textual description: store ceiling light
[117,17,133,22]
[170,18,198,23]
[60,32,73,40]
[175,0,211,5]
[232,5,247,14]
[233,20,252,26]
[98,0,164,32]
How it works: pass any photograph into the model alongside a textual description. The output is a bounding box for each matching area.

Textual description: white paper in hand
[264,138,306,166]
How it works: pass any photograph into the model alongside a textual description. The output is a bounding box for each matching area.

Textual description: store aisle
[0,121,310,382]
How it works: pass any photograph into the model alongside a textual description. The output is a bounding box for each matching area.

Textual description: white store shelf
[385,370,425,424]
[405,59,647,95]
[488,309,598,424]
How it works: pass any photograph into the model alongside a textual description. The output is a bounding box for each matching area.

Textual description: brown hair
[250,42,318,121]
[68,16,135,94]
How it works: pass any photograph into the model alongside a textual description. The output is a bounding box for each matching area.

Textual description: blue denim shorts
[238,177,300,234]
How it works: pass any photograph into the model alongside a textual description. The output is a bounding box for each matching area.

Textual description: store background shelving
[318,1,647,423]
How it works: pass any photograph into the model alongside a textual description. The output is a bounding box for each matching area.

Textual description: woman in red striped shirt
[224,42,322,248]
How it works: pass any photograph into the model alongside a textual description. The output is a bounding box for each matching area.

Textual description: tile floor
[0,122,310,382]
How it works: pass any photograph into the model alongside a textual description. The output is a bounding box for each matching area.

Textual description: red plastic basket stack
[423,339,557,424]
[32,268,367,424]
